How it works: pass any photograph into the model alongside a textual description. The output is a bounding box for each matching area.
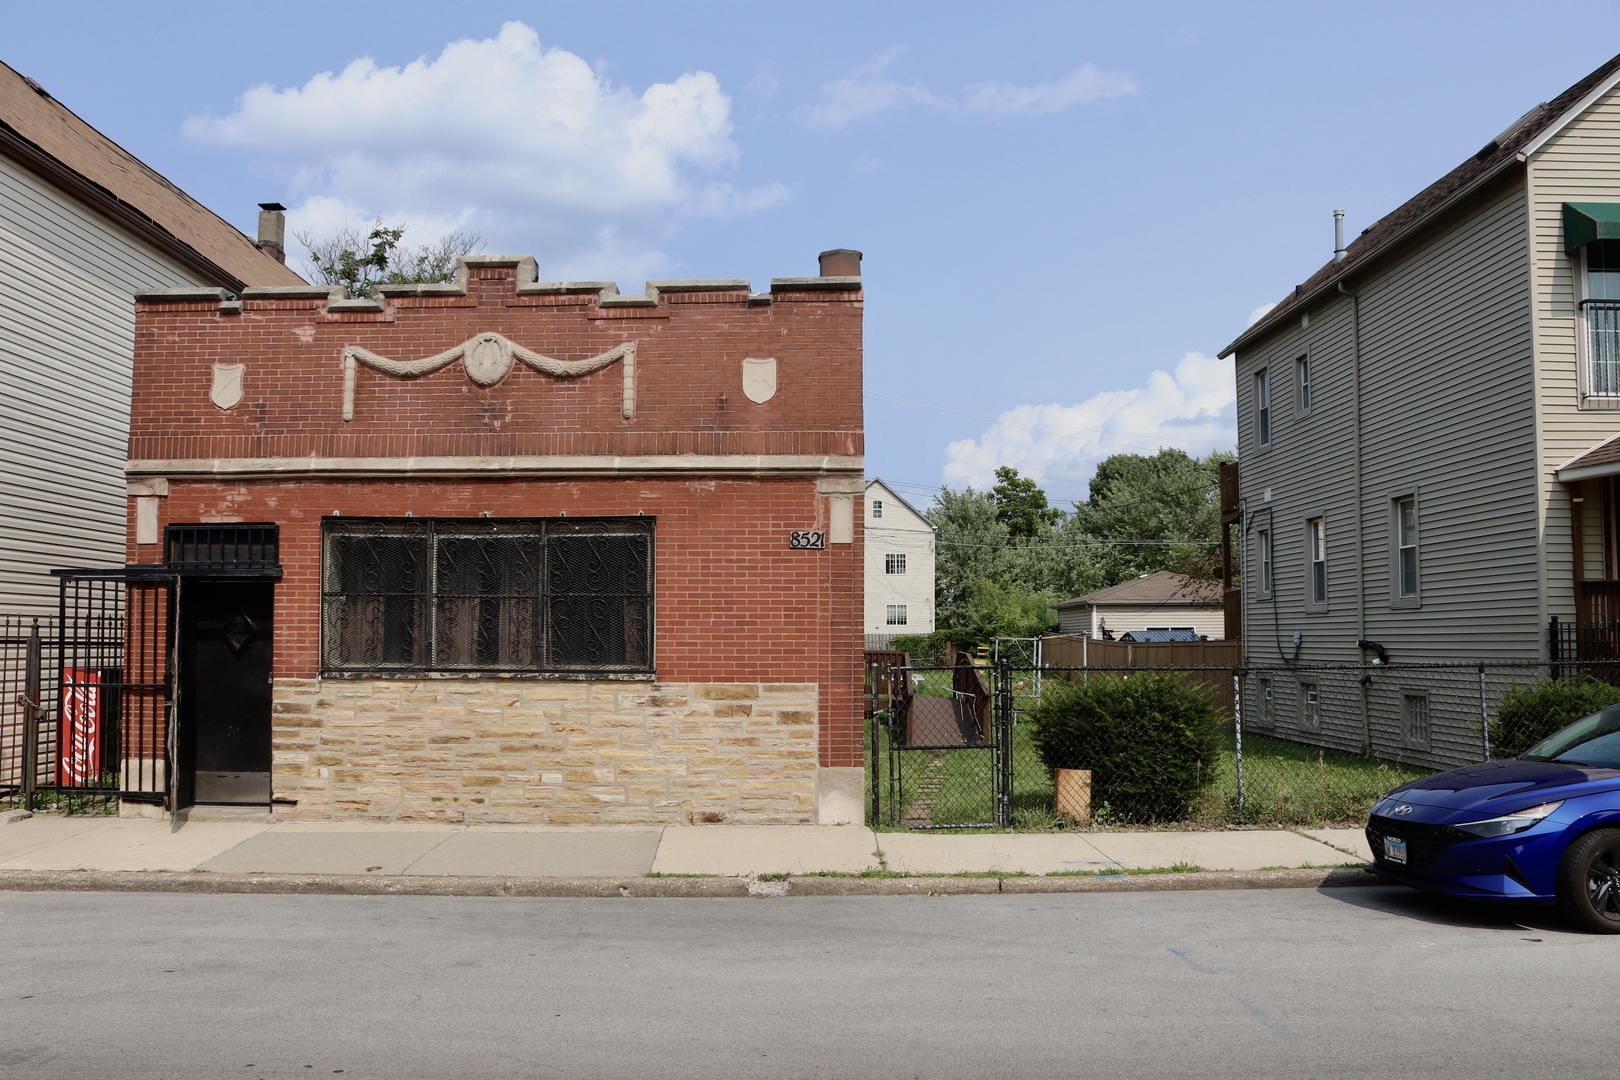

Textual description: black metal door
[177,581,273,806]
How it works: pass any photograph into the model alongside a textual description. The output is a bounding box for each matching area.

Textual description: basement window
[321,517,653,675]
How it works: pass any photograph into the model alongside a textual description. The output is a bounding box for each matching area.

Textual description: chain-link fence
[867,655,1615,831]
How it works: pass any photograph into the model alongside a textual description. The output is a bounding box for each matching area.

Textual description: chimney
[818,248,862,277]
[1332,209,1346,264]
[256,202,287,264]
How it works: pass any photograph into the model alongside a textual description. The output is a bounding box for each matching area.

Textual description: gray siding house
[0,61,303,615]
[1221,53,1620,767]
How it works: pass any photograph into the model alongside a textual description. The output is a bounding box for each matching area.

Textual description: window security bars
[1403,694,1430,746]
[166,524,279,571]
[321,518,654,675]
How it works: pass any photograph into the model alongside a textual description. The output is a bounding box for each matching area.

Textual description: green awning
[1564,202,1620,252]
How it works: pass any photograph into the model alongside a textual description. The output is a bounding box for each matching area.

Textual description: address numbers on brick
[788,531,826,550]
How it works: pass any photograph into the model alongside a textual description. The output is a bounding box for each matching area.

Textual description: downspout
[1338,280,1370,754]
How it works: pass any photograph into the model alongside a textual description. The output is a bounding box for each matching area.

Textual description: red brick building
[125,251,864,824]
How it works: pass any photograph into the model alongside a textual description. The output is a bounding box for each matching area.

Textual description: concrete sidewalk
[0,810,1372,884]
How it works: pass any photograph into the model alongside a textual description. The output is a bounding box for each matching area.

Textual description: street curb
[0,866,1390,898]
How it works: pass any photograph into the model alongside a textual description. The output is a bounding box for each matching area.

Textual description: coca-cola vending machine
[58,668,101,786]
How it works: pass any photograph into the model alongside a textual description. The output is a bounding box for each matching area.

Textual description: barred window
[1300,682,1321,729]
[322,518,653,674]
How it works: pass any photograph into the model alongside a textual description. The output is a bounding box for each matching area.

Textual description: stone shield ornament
[210,363,244,410]
[464,333,513,387]
[742,357,777,404]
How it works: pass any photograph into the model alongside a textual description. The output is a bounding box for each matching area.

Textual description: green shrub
[1028,671,1222,823]
[1491,675,1620,759]
[884,629,969,664]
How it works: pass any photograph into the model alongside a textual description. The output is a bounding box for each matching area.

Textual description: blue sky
[8,3,1619,508]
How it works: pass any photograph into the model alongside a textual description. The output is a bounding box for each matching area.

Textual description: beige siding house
[1220,52,1620,766]
[1055,571,1224,640]
[0,61,303,615]
[865,479,936,637]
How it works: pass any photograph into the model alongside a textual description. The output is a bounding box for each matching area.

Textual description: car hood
[1383,759,1620,815]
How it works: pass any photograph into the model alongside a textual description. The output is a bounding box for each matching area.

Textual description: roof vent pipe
[1333,209,1346,264]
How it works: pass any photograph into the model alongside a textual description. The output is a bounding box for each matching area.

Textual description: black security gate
[47,570,177,805]
[875,656,1014,828]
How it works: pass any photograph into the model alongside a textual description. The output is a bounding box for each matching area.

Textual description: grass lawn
[869,715,1430,831]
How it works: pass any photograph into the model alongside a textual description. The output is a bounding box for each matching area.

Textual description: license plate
[1383,836,1407,865]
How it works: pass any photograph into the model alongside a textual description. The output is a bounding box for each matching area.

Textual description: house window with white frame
[885,604,908,626]
[1582,240,1620,399]
[1256,368,1271,446]
[1306,517,1327,609]
[1296,354,1311,413]
[1393,496,1419,603]
[1257,528,1273,595]
[885,553,907,575]
[871,500,884,519]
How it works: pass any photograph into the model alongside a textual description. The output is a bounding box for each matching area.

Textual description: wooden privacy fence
[1039,633,1241,716]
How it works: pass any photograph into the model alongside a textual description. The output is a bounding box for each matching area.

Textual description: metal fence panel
[867,656,1620,831]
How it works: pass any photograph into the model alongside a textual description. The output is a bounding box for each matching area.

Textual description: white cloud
[941,352,1236,499]
[183,22,785,282]
[801,48,1136,129]
[1247,301,1278,326]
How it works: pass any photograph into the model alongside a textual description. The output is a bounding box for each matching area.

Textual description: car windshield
[1521,704,1620,768]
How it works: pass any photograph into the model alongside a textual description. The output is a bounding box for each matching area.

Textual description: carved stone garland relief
[341,332,636,421]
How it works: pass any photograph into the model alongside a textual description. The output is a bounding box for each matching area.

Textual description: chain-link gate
[873,655,1015,828]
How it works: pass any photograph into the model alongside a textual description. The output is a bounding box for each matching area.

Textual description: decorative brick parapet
[270,678,819,824]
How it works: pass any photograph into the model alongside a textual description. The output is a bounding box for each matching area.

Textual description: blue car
[1366,705,1620,932]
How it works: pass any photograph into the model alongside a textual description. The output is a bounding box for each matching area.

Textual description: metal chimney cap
[258,202,287,212]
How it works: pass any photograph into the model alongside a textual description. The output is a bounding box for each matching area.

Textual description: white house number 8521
[789,531,826,550]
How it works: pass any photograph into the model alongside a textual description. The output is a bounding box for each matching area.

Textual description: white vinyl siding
[865,480,936,635]
[1527,82,1620,626]
[0,155,213,615]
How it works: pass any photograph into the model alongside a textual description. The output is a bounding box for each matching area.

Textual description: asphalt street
[0,886,1606,1079]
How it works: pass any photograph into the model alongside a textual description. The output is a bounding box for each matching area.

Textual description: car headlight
[1453,801,1563,838]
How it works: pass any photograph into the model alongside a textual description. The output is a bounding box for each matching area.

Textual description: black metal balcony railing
[1581,300,1620,407]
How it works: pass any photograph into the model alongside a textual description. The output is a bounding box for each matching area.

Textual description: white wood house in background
[865,479,936,638]
[1220,51,1620,767]
[0,60,303,615]
[1055,571,1224,640]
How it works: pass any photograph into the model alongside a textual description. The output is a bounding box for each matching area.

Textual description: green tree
[1070,448,1233,584]
[296,218,485,298]
[991,466,1064,538]
[963,578,1056,641]
[926,486,1007,630]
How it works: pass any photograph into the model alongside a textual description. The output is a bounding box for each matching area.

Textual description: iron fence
[0,614,58,810]
[867,656,1617,831]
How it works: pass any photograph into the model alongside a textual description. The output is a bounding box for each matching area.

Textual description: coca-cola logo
[59,669,101,786]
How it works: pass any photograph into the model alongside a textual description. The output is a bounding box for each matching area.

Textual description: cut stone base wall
[270,678,819,824]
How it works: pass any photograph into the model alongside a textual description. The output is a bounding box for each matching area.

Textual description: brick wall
[126,257,866,819]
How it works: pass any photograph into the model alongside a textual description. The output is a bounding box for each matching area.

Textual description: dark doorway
[177,581,273,806]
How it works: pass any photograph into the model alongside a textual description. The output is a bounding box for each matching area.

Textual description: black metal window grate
[166,525,279,570]
[322,517,654,675]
